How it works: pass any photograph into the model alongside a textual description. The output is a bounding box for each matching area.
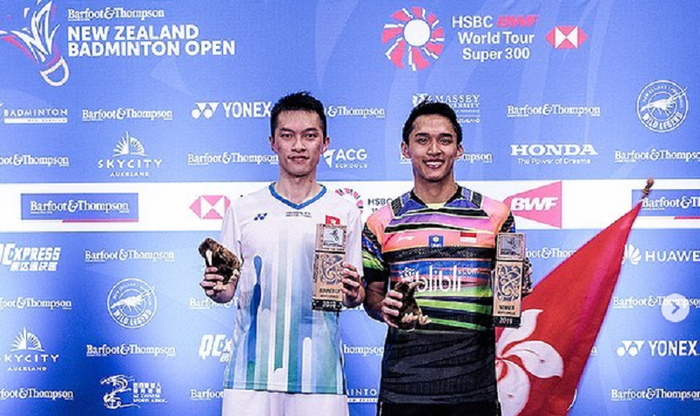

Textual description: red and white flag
[495,202,642,416]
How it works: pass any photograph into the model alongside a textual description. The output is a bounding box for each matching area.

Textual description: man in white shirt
[200,92,364,416]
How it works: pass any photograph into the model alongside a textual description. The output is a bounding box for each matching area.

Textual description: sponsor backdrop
[0,1,698,415]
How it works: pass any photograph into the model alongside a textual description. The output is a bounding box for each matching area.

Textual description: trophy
[493,233,525,327]
[198,238,241,291]
[312,223,347,312]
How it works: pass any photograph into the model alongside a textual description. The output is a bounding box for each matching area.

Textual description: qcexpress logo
[382,7,444,71]
[0,0,70,87]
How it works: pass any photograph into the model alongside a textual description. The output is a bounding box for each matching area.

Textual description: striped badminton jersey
[362,186,516,403]
[219,184,362,394]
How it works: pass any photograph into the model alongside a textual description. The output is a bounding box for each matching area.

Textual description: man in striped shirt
[362,101,531,416]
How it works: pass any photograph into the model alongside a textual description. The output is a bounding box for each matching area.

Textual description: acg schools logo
[323,148,368,169]
[382,7,444,71]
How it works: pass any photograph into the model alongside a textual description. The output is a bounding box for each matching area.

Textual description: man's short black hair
[270,91,327,138]
[402,101,462,145]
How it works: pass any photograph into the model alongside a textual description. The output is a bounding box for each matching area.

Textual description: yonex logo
[254,213,267,221]
[617,341,644,357]
[191,102,219,119]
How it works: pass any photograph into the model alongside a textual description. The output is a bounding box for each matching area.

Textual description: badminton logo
[382,7,444,71]
[0,0,69,87]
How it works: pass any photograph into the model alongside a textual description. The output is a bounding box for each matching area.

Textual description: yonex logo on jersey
[254,213,267,221]
[429,235,443,247]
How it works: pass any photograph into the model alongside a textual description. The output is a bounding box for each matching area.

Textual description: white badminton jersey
[219,184,362,394]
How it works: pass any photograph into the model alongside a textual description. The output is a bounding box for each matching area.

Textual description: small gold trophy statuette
[312,223,346,312]
[493,233,525,327]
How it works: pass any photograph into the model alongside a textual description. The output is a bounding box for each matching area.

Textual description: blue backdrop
[1,1,699,415]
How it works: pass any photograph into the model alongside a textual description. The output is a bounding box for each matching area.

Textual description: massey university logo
[637,80,688,133]
[382,7,444,71]
[0,0,70,86]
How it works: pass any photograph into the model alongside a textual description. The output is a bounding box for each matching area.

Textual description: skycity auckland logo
[0,0,70,86]
[637,80,688,133]
[4,328,60,372]
[97,132,162,178]
[107,278,157,329]
[382,7,444,71]
[189,195,231,220]
[545,26,587,49]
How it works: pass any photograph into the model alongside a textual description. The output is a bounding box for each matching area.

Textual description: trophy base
[494,315,521,328]
[312,299,343,312]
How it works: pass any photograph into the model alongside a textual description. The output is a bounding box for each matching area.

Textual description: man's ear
[269,136,276,153]
[401,141,410,159]
[456,143,464,159]
[321,136,330,153]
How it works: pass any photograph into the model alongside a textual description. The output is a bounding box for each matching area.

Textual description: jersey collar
[268,183,327,210]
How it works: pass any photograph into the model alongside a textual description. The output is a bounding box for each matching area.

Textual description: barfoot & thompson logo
[0,0,70,86]
[383,7,444,70]
[107,278,157,329]
[637,80,688,133]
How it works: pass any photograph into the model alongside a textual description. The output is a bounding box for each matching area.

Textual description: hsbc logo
[323,148,368,169]
[545,26,588,49]
[190,195,231,220]
[504,182,562,228]
[191,101,272,119]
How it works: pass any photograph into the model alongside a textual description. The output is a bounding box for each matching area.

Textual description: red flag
[496,202,642,416]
